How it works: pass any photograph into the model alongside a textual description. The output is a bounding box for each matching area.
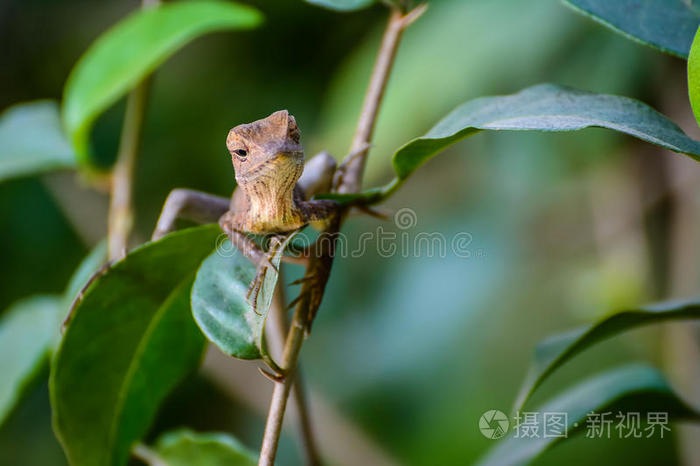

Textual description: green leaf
[153,429,257,466]
[0,296,63,427]
[363,84,700,203]
[50,225,221,466]
[62,1,263,165]
[0,242,108,428]
[0,101,76,182]
[514,299,700,412]
[688,27,700,126]
[63,239,108,311]
[303,0,375,12]
[563,0,700,59]
[192,233,298,362]
[478,364,700,466]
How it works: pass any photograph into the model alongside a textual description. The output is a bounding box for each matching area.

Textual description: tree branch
[338,3,427,194]
[259,301,308,466]
[267,269,321,466]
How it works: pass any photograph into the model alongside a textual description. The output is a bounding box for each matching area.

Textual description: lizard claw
[288,275,314,286]
[245,249,283,314]
[286,272,322,335]
[284,291,305,312]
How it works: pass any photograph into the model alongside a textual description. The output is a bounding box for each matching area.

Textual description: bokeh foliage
[1,0,699,465]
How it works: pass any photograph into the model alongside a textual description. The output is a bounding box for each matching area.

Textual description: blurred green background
[1,0,699,464]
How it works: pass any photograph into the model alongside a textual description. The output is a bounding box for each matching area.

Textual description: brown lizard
[152,110,338,310]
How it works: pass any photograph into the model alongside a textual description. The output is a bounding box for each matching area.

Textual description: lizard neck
[237,167,305,233]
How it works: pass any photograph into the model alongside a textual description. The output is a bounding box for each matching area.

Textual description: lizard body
[218,110,338,311]
[152,110,336,314]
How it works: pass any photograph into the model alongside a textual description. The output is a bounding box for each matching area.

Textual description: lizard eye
[233,149,248,158]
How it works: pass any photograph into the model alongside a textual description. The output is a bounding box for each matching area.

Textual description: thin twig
[337,3,427,194]
[107,82,149,260]
[259,304,308,466]
[267,268,321,466]
[107,0,159,261]
[257,5,424,465]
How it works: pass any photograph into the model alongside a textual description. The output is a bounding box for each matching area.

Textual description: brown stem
[107,0,159,261]
[338,3,426,194]
[107,81,150,260]
[258,5,424,465]
[259,305,307,466]
[268,270,321,466]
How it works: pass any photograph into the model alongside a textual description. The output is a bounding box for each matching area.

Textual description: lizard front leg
[219,211,282,268]
[220,212,283,313]
[153,189,230,240]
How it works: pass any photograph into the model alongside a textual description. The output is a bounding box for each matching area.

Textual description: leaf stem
[258,4,424,465]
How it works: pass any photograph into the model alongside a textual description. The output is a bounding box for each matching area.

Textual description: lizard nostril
[233,149,248,158]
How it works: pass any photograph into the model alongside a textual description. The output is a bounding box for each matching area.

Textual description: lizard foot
[245,247,283,315]
[285,272,318,310]
[285,271,325,335]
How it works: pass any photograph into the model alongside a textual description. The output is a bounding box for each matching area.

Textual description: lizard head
[226,110,304,185]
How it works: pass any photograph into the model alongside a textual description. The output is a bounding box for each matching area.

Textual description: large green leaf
[0,296,63,426]
[340,84,700,204]
[393,83,700,179]
[0,241,108,428]
[153,429,257,466]
[514,299,700,412]
[688,27,700,126]
[0,101,76,182]
[303,0,375,11]
[191,233,297,363]
[62,1,262,165]
[563,0,700,58]
[479,365,699,466]
[50,225,220,466]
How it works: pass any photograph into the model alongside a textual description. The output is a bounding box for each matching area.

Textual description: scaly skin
[219,110,337,311]
[220,110,336,236]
